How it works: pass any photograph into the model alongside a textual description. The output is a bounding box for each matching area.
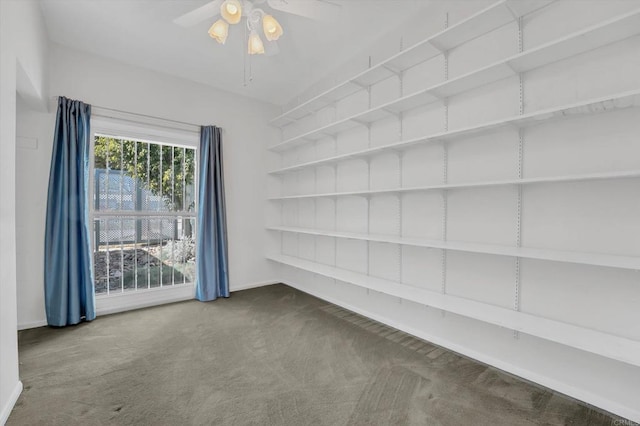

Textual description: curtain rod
[50,96,203,133]
[93,105,202,130]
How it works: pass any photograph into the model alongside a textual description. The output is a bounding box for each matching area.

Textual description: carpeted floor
[9,284,618,425]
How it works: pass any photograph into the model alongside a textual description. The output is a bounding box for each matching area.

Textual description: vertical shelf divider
[333,134,338,286]
[398,37,405,288]
[313,162,318,265]
[440,13,450,318]
[513,16,525,340]
[366,55,372,282]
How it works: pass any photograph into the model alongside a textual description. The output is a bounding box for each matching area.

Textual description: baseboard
[0,380,23,426]
[17,319,47,331]
[282,280,640,423]
[230,280,279,292]
[20,281,278,327]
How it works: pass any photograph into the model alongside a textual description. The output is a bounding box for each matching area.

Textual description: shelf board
[269,0,554,128]
[268,226,640,270]
[268,89,640,175]
[268,254,640,367]
[508,8,640,73]
[269,8,640,152]
[270,169,640,201]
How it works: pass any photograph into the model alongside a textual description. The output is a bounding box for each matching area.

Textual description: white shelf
[269,8,640,152]
[268,226,640,270]
[268,254,640,367]
[269,0,554,127]
[268,90,640,175]
[270,169,640,200]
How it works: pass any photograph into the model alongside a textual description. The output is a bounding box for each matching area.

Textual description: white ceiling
[40,0,430,106]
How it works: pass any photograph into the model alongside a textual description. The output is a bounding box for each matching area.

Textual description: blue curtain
[195,126,230,301]
[44,97,96,326]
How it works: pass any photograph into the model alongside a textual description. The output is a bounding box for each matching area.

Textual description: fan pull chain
[243,23,253,86]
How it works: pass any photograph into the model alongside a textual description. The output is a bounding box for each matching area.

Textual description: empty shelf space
[268,254,640,367]
[268,226,640,270]
[270,169,640,201]
[268,89,640,174]
[269,0,554,127]
[269,8,640,152]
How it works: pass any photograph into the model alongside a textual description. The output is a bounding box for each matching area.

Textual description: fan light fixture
[248,30,265,54]
[210,0,283,55]
[221,0,242,24]
[208,19,229,44]
[262,14,283,41]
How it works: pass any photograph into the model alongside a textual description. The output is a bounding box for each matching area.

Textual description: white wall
[15,43,279,328]
[0,1,49,423]
[15,100,53,330]
[269,0,640,422]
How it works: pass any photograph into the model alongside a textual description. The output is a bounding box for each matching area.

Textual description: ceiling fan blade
[174,0,223,27]
[266,0,341,22]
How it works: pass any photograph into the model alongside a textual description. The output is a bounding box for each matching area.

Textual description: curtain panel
[44,96,96,326]
[195,125,230,301]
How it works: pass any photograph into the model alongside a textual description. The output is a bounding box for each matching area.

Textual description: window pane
[185,148,196,212]
[92,134,197,296]
[93,216,192,294]
[94,137,138,212]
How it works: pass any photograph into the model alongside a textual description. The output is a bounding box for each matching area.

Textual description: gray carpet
[9,284,617,425]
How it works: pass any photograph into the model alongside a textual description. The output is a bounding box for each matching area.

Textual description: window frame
[89,115,200,299]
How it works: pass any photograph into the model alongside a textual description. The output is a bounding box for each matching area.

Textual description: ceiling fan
[174,0,341,56]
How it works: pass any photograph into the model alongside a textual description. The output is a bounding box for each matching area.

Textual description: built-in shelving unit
[269,8,640,152]
[267,0,640,371]
[269,90,640,175]
[268,226,640,270]
[267,254,640,368]
[270,169,640,200]
[270,0,554,128]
